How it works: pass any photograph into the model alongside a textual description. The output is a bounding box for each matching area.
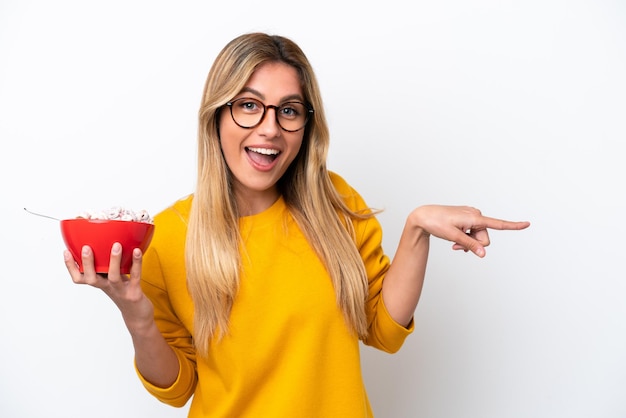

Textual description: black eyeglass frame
[225,98,314,133]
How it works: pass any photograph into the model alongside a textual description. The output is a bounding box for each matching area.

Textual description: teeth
[248,147,279,155]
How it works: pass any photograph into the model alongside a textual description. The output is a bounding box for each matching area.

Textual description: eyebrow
[238,87,305,103]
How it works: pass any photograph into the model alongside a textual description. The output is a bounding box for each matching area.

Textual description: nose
[256,105,281,136]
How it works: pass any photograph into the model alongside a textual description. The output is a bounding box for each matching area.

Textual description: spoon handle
[23,207,60,221]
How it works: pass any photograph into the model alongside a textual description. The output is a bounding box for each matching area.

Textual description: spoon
[23,207,61,221]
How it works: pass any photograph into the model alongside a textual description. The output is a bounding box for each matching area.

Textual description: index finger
[480,217,531,231]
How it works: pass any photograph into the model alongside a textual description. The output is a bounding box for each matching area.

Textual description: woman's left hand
[408,205,530,257]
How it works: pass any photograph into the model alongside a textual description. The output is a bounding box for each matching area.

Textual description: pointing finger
[478,217,531,232]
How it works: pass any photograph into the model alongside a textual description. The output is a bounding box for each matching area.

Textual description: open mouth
[246,147,280,165]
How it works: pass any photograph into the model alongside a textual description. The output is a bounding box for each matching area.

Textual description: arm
[382,205,530,327]
[64,244,179,388]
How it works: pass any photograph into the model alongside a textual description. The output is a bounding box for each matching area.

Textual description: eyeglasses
[225,97,314,132]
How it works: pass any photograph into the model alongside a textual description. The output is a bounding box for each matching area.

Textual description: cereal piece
[136,210,152,223]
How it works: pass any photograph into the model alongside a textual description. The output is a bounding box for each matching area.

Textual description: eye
[237,98,263,113]
[279,102,305,119]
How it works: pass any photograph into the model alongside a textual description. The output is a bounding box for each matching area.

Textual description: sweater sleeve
[358,213,414,353]
[329,172,413,353]
[135,201,198,407]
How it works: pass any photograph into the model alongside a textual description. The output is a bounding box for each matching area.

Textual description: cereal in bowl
[76,206,153,223]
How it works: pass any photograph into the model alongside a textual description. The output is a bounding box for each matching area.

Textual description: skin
[66,244,178,387]
[382,206,530,326]
[218,62,306,215]
[64,61,530,388]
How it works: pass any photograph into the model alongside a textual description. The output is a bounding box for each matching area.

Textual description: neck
[234,188,280,217]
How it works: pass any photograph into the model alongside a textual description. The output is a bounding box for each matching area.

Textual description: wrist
[122,309,158,339]
[407,207,432,238]
[127,318,160,342]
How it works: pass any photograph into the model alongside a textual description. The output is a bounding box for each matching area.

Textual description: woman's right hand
[64,243,155,334]
[65,243,180,388]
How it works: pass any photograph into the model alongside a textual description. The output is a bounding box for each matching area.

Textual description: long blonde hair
[186,33,375,356]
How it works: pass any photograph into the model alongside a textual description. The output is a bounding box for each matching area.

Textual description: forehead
[242,61,303,101]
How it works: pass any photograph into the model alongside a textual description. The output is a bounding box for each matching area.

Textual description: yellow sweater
[137,172,413,417]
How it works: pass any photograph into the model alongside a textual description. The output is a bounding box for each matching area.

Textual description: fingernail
[133,248,142,258]
[112,242,121,254]
[476,247,485,257]
[63,250,72,261]
[82,246,90,256]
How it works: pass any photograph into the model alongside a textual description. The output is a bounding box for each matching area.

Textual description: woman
[65,32,529,417]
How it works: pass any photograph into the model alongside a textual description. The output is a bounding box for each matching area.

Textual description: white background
[1,1,625,417]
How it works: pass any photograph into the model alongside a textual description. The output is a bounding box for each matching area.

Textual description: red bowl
[61,218,155,274]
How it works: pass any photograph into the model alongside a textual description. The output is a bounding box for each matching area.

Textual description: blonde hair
[186,33,375,356]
